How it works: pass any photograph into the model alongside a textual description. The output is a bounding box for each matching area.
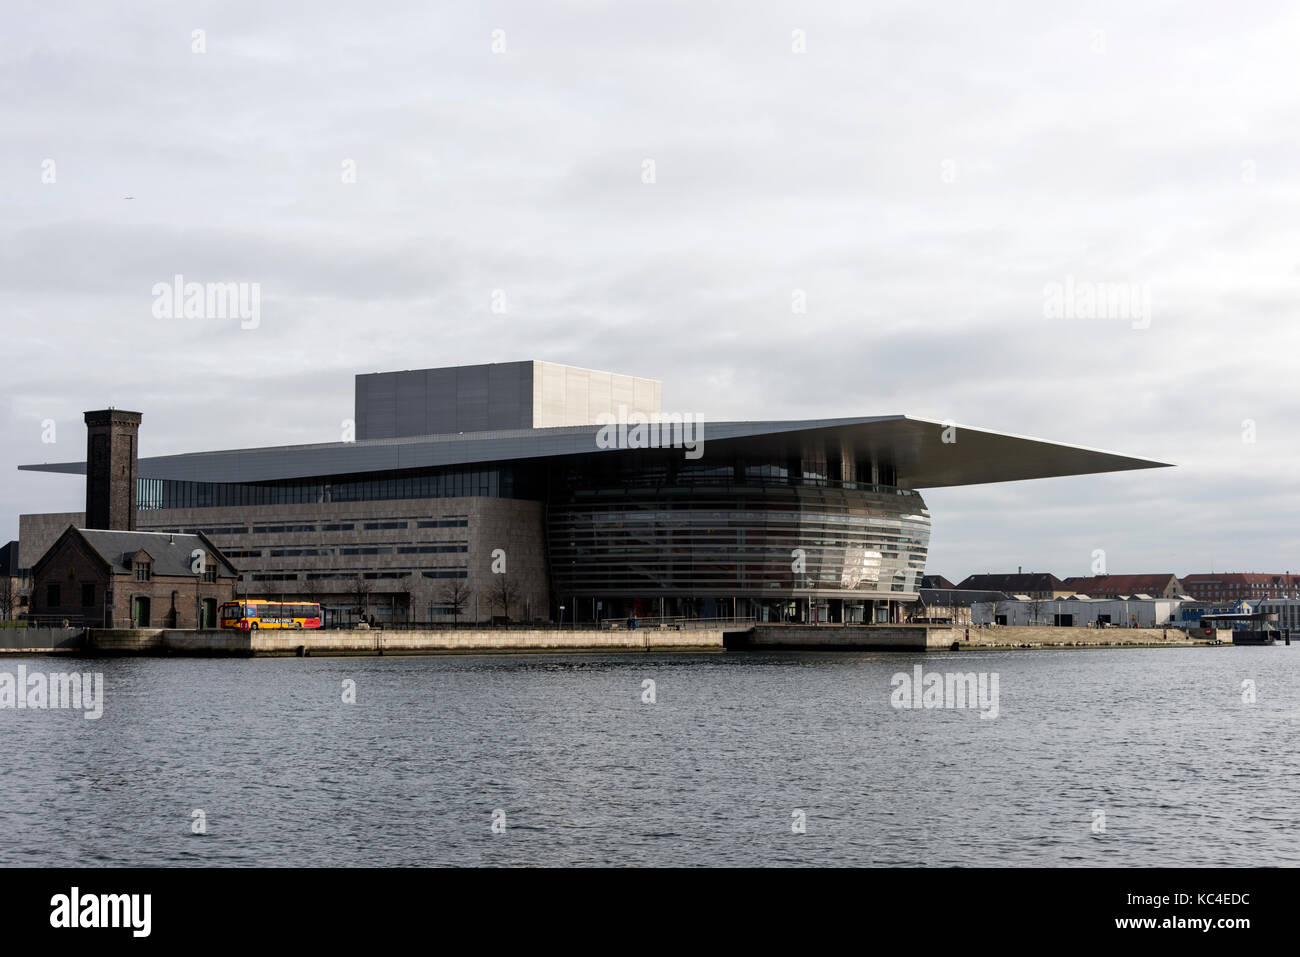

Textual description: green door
[202,598,217,629]
[133,596,151,627]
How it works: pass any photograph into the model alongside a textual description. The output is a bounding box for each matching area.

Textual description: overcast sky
[3,1,1298,580]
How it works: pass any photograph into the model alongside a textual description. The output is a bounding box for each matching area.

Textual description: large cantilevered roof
[18,415,1170,489]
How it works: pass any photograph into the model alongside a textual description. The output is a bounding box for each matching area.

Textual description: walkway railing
[597,616,757,631]
[15,615,95,628]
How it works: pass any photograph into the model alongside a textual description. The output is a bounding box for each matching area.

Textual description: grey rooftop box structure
[355,360,663,439]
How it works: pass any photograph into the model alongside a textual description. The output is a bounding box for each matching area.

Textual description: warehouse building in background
[16,361,1170,626]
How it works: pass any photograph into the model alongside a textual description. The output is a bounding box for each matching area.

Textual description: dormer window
[134,561,151,581]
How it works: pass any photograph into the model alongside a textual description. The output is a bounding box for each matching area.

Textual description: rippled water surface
[2,647,1297,866]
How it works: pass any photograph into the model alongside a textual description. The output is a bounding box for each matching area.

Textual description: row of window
[554,457,902,490]
[150,518,471,536]
[230,544,472,558]
[302,572,411,581]
[202,539,471,558]
[138,468,512,509]
[245,567,470,582]
[136,455,919,518]
[1192,590,1298,598]
[251,571,454,582]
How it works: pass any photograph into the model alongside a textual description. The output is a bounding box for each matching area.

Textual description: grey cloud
[2,0,1298,578]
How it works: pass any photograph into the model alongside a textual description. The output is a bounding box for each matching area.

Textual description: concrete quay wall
[958,625,1225,649]
[0,627,86,653]
[80,628,723,656]
[88,629,248,655]
[252,628,723,656]
[741,624,1229,651]
[743,626,959,651]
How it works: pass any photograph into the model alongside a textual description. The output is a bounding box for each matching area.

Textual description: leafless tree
[0,577,14,621]
[1029,597,1047,626]
[440,578,474,626]
[348,574,371,624]
[300,573,323,606]
[491,574,519,623]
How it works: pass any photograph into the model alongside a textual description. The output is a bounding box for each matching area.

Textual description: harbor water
[2,647,1296,866]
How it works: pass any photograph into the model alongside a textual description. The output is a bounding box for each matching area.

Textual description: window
[134,562,151,581]
[204,564,217,583]
[47,583,61,606]
[81,583,95,606]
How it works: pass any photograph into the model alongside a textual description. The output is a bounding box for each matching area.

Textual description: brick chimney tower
[84,409,142,530]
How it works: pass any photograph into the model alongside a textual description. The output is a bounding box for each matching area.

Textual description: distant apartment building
[954,572,1072,600]
[1061,573,1185,599]
[1180,573,1300,603]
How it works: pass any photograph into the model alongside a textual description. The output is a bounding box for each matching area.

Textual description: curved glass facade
[546,482,930,622]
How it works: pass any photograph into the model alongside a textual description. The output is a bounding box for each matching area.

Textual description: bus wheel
[294,622,302,629]
[250,622,258,629]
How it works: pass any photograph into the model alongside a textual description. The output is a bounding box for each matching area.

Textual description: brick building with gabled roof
[953,572,1071,600]
[30,526,238,628]
[1061,573,1184,600]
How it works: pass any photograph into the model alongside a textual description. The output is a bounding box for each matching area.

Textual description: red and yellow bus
[219,601,322,630]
